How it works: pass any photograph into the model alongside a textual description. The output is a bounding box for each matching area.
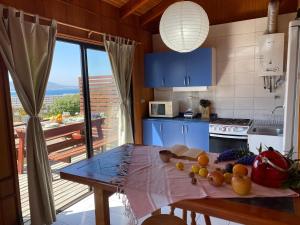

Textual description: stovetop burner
[210,118,251,126]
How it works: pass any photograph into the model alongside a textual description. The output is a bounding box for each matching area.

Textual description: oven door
[209,133,248,153]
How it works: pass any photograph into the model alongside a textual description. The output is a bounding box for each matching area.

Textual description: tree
[49,94,80,116]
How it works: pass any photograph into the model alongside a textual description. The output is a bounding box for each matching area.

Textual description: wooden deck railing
[79,75,120,145]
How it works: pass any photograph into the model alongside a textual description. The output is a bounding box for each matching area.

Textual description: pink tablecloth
[123,145,298,219]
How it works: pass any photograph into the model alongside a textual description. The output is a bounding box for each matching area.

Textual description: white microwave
[149,101,179,118]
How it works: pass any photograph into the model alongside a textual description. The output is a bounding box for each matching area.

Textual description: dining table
[15,118,104,174]
[59,144,300,225]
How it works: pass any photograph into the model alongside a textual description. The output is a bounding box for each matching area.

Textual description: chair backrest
[141,214,187,225]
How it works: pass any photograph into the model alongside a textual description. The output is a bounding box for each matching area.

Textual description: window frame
[56,38,107,159]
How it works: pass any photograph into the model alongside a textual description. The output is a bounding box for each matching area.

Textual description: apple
[223,172,233,184]
[207,171,224,187]
[232,175,252,196]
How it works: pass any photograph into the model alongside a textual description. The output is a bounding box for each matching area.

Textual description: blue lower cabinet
[143,120,163,146]
[143,119,209,150]
[184,122,209,151]
[161,121,185,147]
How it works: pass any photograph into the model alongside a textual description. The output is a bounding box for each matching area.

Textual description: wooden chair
[142,214,187,225]
[144,206,211,225]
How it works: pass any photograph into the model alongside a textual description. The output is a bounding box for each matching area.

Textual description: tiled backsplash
[153,13,296,122]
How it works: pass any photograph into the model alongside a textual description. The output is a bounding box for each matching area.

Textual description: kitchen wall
[153,13,296,122]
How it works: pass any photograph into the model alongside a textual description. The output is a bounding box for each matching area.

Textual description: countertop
[143,116,210,123]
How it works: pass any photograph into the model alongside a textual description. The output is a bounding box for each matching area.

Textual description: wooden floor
[19,153,90,224]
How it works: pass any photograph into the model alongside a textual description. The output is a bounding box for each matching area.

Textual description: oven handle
[209,133,248,140]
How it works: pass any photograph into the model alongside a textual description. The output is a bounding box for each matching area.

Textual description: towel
[122,145,298,219]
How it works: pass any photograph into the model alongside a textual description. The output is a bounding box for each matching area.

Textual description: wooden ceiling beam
[140,0,178,26]
[120,0,151,19]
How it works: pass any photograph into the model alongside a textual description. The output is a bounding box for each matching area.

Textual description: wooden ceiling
[103,0,297,33]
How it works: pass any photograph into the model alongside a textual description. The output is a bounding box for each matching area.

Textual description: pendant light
[159,1,209,53]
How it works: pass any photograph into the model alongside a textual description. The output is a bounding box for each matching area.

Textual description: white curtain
[104,36,136,145]
[0,5,57,225]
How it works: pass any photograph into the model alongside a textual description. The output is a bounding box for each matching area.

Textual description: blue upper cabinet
[163,52,186,87]
[144,51,186,87]
[184,121,209,151]
[185,48,215,86]
[144,48,215,88]
[144,53,165,88]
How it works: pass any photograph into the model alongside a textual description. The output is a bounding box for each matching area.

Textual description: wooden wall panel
[132,29,153,144]
[0,0,141,40]
[0,57,21,224]
[0,0,153,144]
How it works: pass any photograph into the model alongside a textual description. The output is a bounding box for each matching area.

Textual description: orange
[197,154,209,167]
[232,164,248,176]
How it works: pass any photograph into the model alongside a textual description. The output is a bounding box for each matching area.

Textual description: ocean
[10,89,79,96]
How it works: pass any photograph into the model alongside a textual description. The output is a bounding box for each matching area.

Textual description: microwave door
[151,104,166,116]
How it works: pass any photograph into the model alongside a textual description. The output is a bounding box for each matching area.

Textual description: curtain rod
[2,7,141,45]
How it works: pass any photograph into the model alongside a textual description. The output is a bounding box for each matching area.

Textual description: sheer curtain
[0,5,57,225]
[104,36,136,145]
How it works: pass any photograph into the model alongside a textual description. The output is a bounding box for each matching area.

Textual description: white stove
[209,118,252,153]
[209,118,252,138]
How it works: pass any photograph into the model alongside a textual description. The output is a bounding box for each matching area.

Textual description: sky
[49,40,112,86]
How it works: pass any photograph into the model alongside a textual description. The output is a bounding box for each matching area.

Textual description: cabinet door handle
[184,77,186,86]
[160,124,163,132]
[185,125,188,134]
[187,76,190,85]
[161,78,165,86]
[182,125,184,134]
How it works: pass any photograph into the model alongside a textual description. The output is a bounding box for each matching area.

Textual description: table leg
[94,187,112,225]
[17,136,24,174]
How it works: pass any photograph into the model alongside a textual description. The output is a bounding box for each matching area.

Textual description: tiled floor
[52,194,243,225]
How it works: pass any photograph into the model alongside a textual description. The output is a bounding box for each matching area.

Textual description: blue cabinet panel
[144,53,165,87]
[185,48,212,86]
[162,121,185,147]
[143,119,209,150]
[184,121,209,151]
[143,120,163,146]
[163,52,186,87]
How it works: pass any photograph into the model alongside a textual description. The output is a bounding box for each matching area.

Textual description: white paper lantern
[159,1,209,53]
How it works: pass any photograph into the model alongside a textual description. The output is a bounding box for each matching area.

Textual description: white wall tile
[216,109,234,118]
[215,97,234,109]
[235,46,255,60]
[254,97,275,110]
[234,98,254,109]
[235,59,255,73]
[217,60,235,75]
[217,47,235,62]
[216,86,235,97]
[234,72,255,85]
[235,85,254,98]
[154,89,173,100]
[217,74,234,86]
[234,109,254,119]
